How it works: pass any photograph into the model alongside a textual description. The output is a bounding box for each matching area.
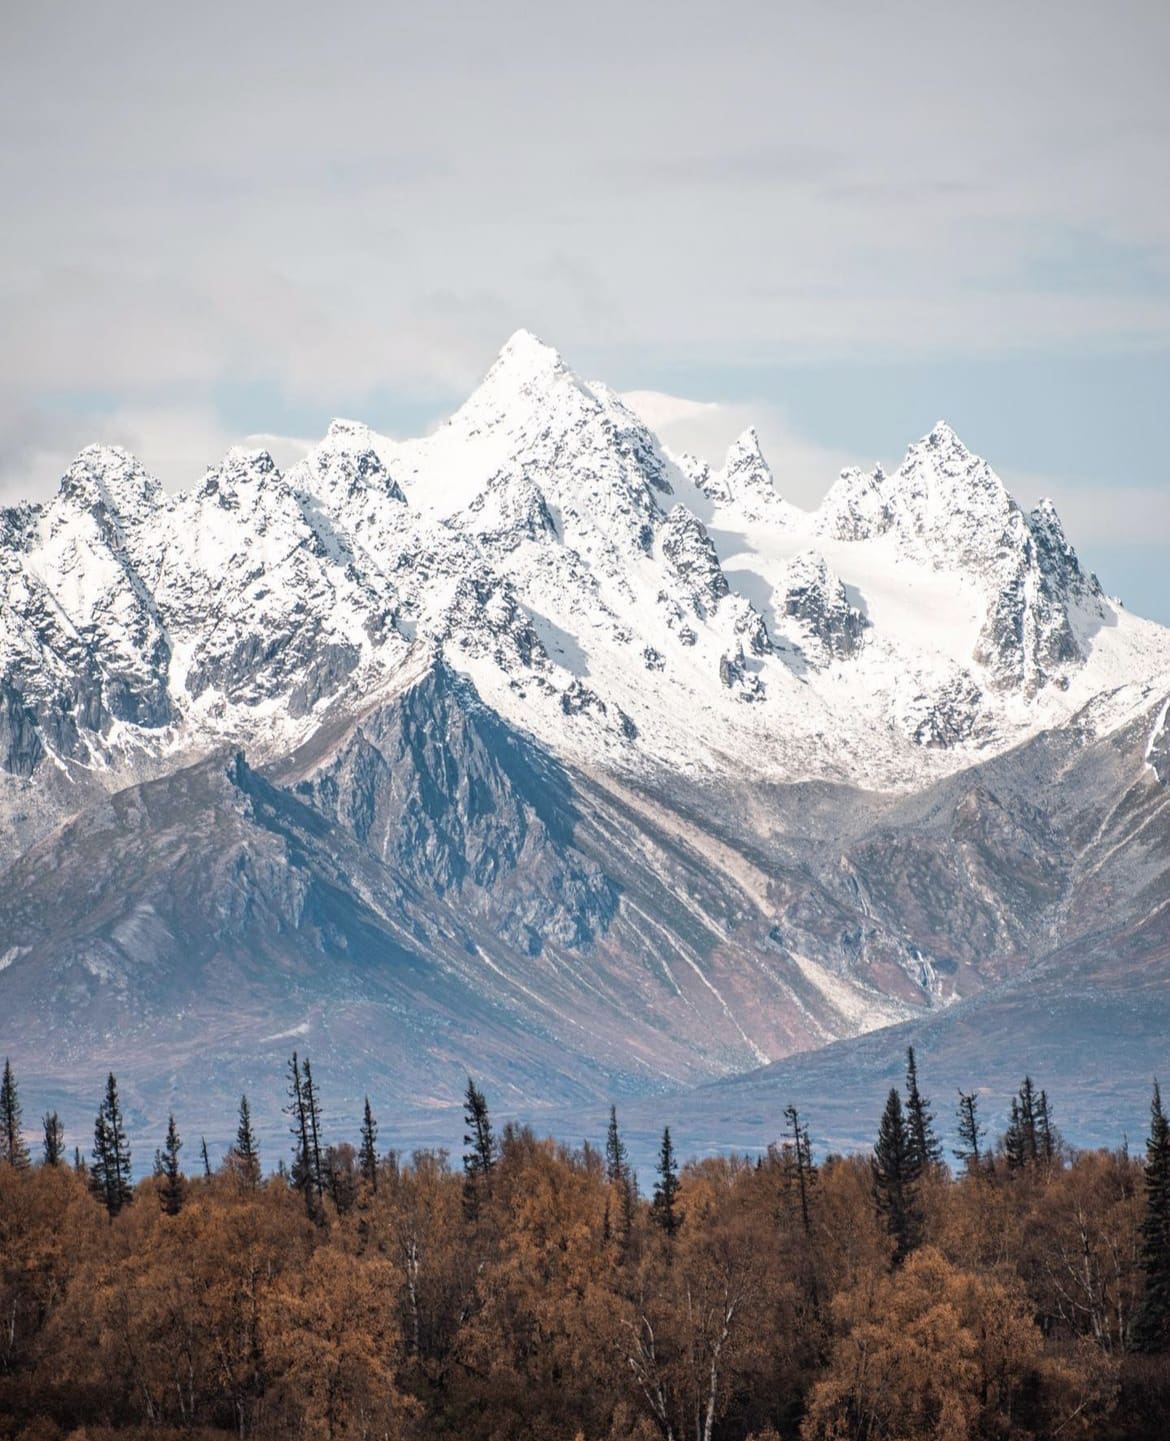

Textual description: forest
[2,1050,1170,1441]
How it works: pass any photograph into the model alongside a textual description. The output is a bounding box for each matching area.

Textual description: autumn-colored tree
[804,1247,1052,1440]
[453,1128,621,1439]
[618,1158,777,1441]
[263,1245,414,1440]
[0,1066,1160,1440]
[1017,1149,1141,1353]
[0,1160,101,1377]
[369,1146,473,1387]
[324,1141,359,1215]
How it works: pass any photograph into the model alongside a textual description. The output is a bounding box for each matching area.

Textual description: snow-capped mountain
[2,332,1162,817]
[2,330,1169,1155]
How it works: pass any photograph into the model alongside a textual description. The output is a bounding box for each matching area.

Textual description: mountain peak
[924,419,966,451]
[221,446,280,477]
[725,426,764,463]
[199,447,282,503]
[711,427,789,520]
[55,444,163,521]
[486,328,568,389]
[324,417,372,446]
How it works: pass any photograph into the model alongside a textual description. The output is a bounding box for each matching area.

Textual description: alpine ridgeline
[2,330,1169,1156]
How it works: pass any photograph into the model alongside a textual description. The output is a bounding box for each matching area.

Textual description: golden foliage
[0,1126,1161,1441]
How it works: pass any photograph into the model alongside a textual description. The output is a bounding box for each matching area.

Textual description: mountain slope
[1,329,1169,1157]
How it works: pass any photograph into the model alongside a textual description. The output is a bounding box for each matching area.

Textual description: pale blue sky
[2,1,1167,618]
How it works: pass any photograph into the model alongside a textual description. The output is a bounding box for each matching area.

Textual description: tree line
[3,1048,1170,1440]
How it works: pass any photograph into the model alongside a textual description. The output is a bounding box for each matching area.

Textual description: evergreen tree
[233,1093,260,1186]
[41,1111,65,1167]
[1036,1088,1058,1164]
[1132,1080,1170,1352]
[1004,1096,1027,1170]
[954,1091,986,1174]
[1018,1076,1039,1165]
[359,1096,379,1192]
[0,1057,29,1168]
[286,1052,323,1221]
[462,1077,496,1219]
[872,1087,922,1264]
[904,1047,942,1171]
[302,1058,324,1203]
[160,1114,185,1216]
[604,1105,636,1253]
[651,1125,682,1237]
[90,1072,133,1217]
[619,1158,637,1249]
[784,1103,815,1235]
[200,1136,212,1179]
[1003,1077,1049,1170]
[605,1105,629,1185]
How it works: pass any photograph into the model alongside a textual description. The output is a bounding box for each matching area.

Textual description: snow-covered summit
[55,445,164,525]
[481,327,575,396]
[819,421,1012,558]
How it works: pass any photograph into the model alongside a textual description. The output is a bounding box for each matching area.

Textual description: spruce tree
[605,1105,636,1253]
[286,1052,323,1221]
[200,1136,212,1179]
[160,1114,185,1216]
[651,1126,682,1237]
[904,1047,942,1171]
[784,1103,815,1235]
[1003,1077,1050,1171]
[1004,1096,1026,1170]
[605,1105,629,1185]
[462,1077,496,1219]
[302,1058,324,1204]
[619,1158,637,1249]
[1132,1080,1170,1352]
[42,1111,65,1167]
[1036,1089,1057,1164]
[872,1087,922,1264]
[233,1094,260,1186]
[954,1091,985,1174]
[1017,1076,1039,1165]
[0,1057,29,1168]
[359,1096,379,1192]
[90,1072,133,1216]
